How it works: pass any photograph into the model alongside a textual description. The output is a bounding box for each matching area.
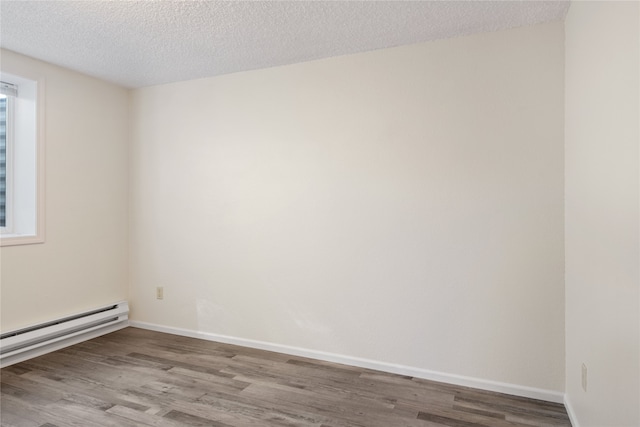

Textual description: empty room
[0,1,638,426]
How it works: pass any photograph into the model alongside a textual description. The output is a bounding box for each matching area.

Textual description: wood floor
[1,327,571,427]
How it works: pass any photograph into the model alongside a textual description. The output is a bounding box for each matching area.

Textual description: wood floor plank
[196,391,328,426]
[163,409,233,427]
[0,393,46,427]
[19,369,152,413]
[105,405,187,427]
[0,372,65,404]
[239,382,431,427]
[1,328,572,427]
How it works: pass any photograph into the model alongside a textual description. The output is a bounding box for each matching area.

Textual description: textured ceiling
[0,1,569,89]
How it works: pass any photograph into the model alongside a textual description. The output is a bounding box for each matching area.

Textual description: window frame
[0,93,15,234]
[0,72,45,247]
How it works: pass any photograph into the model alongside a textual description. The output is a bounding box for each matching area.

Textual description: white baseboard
[564,395,580,427]
[1,321,129,368]
[129,320,565,404]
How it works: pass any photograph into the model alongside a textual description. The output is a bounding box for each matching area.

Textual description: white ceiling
[0,1,570,89]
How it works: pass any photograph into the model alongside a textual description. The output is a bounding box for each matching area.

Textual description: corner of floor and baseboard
[128,320,567,405]
[563,395,580,427]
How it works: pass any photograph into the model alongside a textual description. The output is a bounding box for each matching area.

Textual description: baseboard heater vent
[0,301,129,368]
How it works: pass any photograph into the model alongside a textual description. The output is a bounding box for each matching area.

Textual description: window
[0,73,45,246]
[0,93,8,228]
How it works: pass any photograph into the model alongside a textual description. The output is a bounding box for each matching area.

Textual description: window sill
[0,233,45,247]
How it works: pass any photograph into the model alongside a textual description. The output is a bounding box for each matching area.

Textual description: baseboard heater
[0,301,129,368]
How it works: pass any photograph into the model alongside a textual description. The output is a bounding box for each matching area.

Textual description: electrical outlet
[581,363,587,392]
[156,286,164,300]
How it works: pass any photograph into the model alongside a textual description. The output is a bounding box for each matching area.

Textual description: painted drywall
[564,2,640,426]
[0,50,129,332]
[130,22,565,393]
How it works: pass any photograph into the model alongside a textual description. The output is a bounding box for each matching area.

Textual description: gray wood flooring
[0,327,571,427]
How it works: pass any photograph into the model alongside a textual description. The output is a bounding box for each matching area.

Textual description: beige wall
[565,2,640,426]
[0,50,130,332]
[4,6,638,415]
[130,22,565,392]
